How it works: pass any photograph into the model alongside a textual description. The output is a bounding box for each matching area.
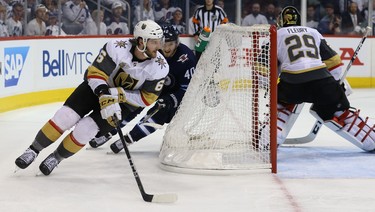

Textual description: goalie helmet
[133,20,163,41]
[162,25,180,42]
[278,6,301,27]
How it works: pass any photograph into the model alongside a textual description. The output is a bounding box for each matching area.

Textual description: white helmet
[134,20,163,41]
[133,20,163,55]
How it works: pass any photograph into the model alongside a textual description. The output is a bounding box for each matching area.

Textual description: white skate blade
[85,146,101,150]
[106,151,122,155]
[14,166,21,173]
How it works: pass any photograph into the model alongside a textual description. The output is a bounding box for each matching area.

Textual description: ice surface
[1,89,375,212]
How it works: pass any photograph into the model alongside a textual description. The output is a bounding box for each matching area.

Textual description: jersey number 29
[285,34,319,62]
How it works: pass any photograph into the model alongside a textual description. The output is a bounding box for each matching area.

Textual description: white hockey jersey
[86,38,169,110]
[106,21,129,35]
[277,26,333,83]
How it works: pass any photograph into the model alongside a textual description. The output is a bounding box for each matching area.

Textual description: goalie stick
[113,116,178,203]
[284,26,372,145]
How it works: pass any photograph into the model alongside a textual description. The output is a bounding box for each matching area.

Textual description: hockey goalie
[274,6,375,152]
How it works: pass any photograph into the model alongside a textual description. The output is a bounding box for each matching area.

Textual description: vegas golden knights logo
[114,70,139,90]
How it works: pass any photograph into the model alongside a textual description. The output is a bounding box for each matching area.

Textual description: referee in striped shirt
[192,0,228,41]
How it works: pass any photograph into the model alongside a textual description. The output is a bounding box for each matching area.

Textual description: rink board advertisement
[0,36,373,112]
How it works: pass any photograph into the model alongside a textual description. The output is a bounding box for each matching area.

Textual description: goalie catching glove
[99,87,126,127]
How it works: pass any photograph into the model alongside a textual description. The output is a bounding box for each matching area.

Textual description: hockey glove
[143,95,177,121]
[156,95,177,110]
[109,87,127,103]
[99,94,121,127]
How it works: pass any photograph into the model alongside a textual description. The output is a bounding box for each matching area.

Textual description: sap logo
[4,47,29,87]
[339,48,364,65]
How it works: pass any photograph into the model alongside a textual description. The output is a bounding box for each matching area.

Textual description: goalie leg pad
[277,103,303,145]
[326,108,375,151]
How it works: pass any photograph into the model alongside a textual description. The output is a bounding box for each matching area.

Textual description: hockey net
[159,24,278,174]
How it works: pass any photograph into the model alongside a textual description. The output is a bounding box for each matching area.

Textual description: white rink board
[0,35,373,100]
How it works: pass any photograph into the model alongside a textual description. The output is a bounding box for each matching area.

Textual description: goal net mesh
[159,24,276,172]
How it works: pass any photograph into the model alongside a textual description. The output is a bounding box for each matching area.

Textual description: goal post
[159,24,278,174]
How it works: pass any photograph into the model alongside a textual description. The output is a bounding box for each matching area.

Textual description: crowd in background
[0,0,372,37]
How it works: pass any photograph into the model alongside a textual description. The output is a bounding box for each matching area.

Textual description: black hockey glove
[146,95,177,118]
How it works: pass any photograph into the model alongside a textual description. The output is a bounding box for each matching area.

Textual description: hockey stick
[113,116,178,203]
[283,118,323,144]
[284,26,372,145]
[340,26,371,84]
[138,102,165,129]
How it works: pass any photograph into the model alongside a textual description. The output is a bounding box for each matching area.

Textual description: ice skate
[110,135,133,154]
[15,147,38,169]
[88,133,112,148]
[39,153,61,176]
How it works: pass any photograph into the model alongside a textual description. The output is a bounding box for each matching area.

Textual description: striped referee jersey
[192,5,228,35]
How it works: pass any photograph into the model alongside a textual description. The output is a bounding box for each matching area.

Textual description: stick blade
[141,122,164,129]
[283,135,314,144]
[151,193,178,203]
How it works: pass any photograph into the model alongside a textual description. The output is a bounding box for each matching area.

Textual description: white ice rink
[1,89,375,212]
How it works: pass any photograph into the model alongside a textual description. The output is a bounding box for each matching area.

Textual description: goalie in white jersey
[15,20,169,175]
[275,6,375,152]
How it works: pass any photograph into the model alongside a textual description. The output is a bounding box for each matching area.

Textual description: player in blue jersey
[89,24,197,153]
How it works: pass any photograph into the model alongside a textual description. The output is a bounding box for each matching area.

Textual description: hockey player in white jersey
[15,20,169,175]
[88,24,197,153]
[275,6,375,151]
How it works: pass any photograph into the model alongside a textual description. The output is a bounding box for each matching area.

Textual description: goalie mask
[278,6,301,27]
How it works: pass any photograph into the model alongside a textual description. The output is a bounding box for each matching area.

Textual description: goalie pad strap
[330,109,375,151]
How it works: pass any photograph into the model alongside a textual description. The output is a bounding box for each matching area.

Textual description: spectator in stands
[241,6,250,23]
[241,2,267,26]
[306,4,318,29]
[0,0,12,19]
[133,0,154,28]
[317,3,340,35]
[192,0,228,40]
[360,2,369,22]
[341,2,366,35]
[351,0,367,13]
[217,0,235,23]
[154,0,176,25]
[26,0,37,22]
[264,3,276,25]
[106,1,129,35]
[42,0,59,14]
[168,7,185,34]
[61,0,91,35]
[25,4,48,36]
[0,5,9,37]
[83,9,106,35]
[102,0,119,8]
[6,2,23,36]
[45,11,67,35]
